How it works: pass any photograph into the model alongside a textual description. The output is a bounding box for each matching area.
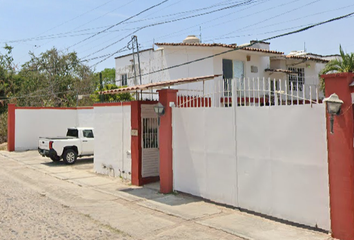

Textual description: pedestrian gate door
[141,104,159,178]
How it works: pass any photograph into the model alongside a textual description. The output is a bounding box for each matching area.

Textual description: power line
[124,11,354,80]
[68,0,170,49]
[5,12,352,101]
[70,0,137,33]
[219,0,323,38]
[10,0,118,48]
[137,0,270,44]
[123,0,246,24]
[84,0,255,61]
[1,0,238,44]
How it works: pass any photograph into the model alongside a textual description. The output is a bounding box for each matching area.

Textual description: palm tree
[320,45,354,92]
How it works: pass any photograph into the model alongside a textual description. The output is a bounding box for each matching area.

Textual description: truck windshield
[66,129,78,138]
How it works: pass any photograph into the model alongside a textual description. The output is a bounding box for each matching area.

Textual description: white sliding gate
[172,78,330,231]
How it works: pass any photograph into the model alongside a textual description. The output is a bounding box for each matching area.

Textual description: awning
[100,75,221,95]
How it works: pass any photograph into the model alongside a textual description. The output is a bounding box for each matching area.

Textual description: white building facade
[115,35,334,102]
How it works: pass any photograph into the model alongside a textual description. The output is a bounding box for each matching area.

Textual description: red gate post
[322,73,354,240]
[157,89,178,194]
[131,101,142,186]
[7,103,15,152]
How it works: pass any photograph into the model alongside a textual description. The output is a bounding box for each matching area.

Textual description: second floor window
[121,74,128,86]
[288,67,305,91]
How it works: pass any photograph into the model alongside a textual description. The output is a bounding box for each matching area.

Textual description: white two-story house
[115,35,335,104]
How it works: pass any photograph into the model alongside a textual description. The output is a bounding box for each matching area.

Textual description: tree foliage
[0,45,20,112]
[320,45,354,92]
[99,68,116,85]
[17,48,97,107]
[0,47,132,143]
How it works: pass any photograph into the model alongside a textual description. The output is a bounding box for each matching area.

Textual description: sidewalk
[0,150,333,240]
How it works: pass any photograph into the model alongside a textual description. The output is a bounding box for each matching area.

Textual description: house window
[222,59,233,97]
[288,67,304,91]
[121,74,128,86]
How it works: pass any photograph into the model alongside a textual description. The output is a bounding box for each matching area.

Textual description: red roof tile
[155,42,284,55]
[100,75,221,95]
[285,55,330,63]
[265,68,297,74]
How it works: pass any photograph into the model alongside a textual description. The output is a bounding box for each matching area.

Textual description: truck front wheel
[63,149,77,165]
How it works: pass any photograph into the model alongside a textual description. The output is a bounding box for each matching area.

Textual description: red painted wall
[130,100,158,186]
[130,101,142,186]
[158,89,178,193]
[177,96,211,107]
[322,73,354,240]
[7,104,15,152]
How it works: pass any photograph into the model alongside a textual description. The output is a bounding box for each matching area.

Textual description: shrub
[0,112,7,144]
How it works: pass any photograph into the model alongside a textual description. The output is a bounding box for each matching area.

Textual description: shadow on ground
[41,157,94,167]
[119,184,202,207]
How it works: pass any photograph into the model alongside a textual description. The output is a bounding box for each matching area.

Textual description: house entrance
[141,104,160,178]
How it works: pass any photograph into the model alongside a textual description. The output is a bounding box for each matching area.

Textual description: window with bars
[288,67,305,91]
[142,118,159,149]
[121,74,128,86]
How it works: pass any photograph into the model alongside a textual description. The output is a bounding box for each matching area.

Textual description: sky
[0,0,353,72]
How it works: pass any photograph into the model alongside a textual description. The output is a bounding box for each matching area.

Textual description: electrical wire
[84,0,255,60]
[68,0,170,49]
[219,0,323,38]
[3,9,353,102]
[118,11,354,80]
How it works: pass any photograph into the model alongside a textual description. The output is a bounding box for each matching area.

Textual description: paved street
[0,150,332,240]
[0,171,129,240]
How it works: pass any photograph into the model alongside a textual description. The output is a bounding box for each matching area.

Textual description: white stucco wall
[77,108,95,127]
[15,109,77,151]
[93,105,131,179]
[14,108,94,151]
[115,46,275,101]
[173,108,237,206]
[172,104,330,230]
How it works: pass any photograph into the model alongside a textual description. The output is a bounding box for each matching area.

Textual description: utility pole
[127,35,143,100]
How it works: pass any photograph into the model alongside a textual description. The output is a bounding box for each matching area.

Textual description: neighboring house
[115,35,335,102]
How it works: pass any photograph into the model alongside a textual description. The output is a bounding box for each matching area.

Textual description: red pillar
[322,73,354,240]
[7,103,15,152]
[158,89,178,194]
[131,101,142,186]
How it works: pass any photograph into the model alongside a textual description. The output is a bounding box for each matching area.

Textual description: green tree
[18,48,96,107]
[320,45,354,91]
[0,44,19,144]
[99,68,116,85]
[0,45,21,111]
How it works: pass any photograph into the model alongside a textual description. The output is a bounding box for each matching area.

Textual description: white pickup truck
[38,127,94,164]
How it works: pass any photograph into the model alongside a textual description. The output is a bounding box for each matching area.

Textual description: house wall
[93,104,132,179]
[14,108,94,151]
[172,104,330,230]
[115,46,273,101]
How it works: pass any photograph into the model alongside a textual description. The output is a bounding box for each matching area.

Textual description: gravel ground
[0,173,129,240]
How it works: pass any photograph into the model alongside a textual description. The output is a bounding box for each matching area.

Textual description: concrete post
[131,101,142,186]
[322,73,354,240]
[7,103,15,152]
[157,89,178,194]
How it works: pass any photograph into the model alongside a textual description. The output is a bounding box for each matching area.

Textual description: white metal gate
[141,104,159,178]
